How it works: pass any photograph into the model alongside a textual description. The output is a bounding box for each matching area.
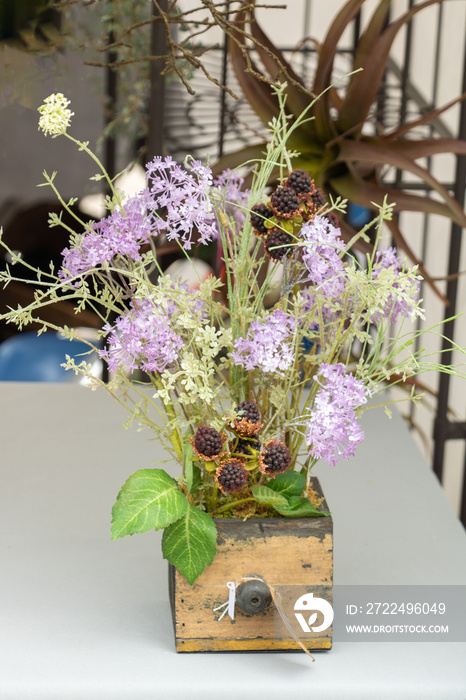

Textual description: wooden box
[168,479,333,653]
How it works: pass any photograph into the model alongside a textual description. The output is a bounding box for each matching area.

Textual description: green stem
[64,133,122,208]
[213,497,255,515]
[209,482,219,511]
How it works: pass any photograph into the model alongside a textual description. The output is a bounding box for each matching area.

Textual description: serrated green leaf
[267,471,305,499]
[111,469,188,539]
[273,496,329,518]
[162,505,217,585]
[252,485,289,507]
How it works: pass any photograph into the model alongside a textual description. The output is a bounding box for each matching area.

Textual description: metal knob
[236,577,272,615]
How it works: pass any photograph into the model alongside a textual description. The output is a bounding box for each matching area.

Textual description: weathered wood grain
[169,478,333,653]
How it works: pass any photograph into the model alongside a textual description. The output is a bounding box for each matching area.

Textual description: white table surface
[1,382,465,700]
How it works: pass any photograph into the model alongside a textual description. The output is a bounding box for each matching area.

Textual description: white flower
[38,94,74,136]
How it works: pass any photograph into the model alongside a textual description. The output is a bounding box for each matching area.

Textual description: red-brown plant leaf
[229,12,280,125]
[329,169,461,221]
[211,143,269,178]
[313,0,366,94]
[247,5,311,120]
[383,92,466,139]
[336,139,466,227]
[338,0,450,135]
[353,0,391,69]
[313,0,366,141]
[379,137,466,161]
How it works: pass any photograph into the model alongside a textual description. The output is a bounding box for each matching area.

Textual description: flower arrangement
[0,87,462,585]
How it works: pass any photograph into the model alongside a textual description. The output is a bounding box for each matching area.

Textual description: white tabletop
[1,382,465,699]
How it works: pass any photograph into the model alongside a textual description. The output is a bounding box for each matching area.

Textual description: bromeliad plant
[0,89,462,584]
[220,0,466,298]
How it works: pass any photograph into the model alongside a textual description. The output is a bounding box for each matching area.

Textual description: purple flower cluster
[231,309,295,373]
[60,194,153,280]
[305,363,369,466]
[300,216,346,298]
[214,169,250,231]
[146,156,217,250]
[100,298,183,374]
[372,246,420,324]
[374,247,399,270]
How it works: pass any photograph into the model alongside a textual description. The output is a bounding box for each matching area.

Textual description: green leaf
[162,505,217,585]
[190,465,203,494]
[281,220,294,234]
[252,485,289,507]
[273,496,329,518]
[267,471,305,499]
[111,469,188,539]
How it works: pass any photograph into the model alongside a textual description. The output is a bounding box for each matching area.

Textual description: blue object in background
[0,331,100,382]
[348,203,372,228]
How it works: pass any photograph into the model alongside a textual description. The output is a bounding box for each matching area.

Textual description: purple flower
[374,246,399,270]
[145,156,217,250]
[305,363,369,466]
[300,216,346,298]
[372,247,420,324]
[230,309,295,373]
[59,193,152,280]
[214,169,250,231]
[100,298,183,374]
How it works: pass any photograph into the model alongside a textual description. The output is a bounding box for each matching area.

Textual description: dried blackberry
[259,440,292,476]
[306,185,327,215]
[190,425,224,461]
[250,203,273,237]
[323,210,339,228]
[232,435,261,456]
[286,169,312,201]
[270,187,301,219]
[265,229,293,261]
[232,400,263,437]
[215,459,248,494]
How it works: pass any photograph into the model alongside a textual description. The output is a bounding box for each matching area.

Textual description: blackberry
[232,400,263,437]
[270,187,301,219]
[250,203,273,237]
[308,186,326,211]
[302,184,328,222]
[232,435,261,457]
[285,169,312,201]
[259,440,292,476]
[190,425,224,461]
[265,229,293,261]
[215,459,248,494]
[236,400,260,423]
